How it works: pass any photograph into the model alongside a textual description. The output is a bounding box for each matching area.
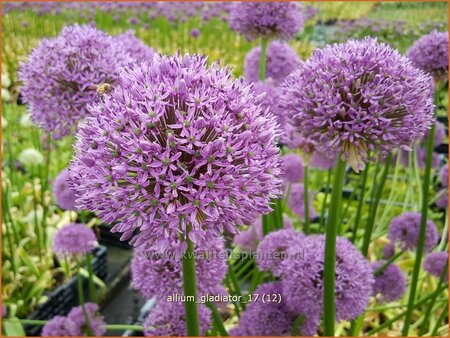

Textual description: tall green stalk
[85,253,97,303]
[402,124,436,336]
[320,169,332,226]
[303,164,310,234]
[76,262,94,336]
[351,162,370,242]
[258,37,268,81]
[181,225,200,336]
[323,157,347,336]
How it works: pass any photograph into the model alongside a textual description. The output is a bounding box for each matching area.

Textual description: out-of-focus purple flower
[233,216,293,252]
[281,153,304,183]
[310,151,337,170]
[69,53,281,253]
[282,235,374,322]
[244,41,301,84]
[287,183,315,220]
[128,16,139,25]
[190,28,201,38]
[53,168,77,210]
[229,2,305,41]
[143,301,211,336]
[1,304,6,318]
[53,223,97,258]
[440,163,448,187]
[114,30,155,63]
[372,261,406,302]
[280,38,435,173]
[231,282,313,336]
[436,189,448,209]
[424,251,448,281]
[22,20,29,28]
[19,24,132,139]
[383,242,395,259]
[256,229,304,277]
[131,238,227,299]
[250,79,285,127]
[408,31,448,82]
[41,316,77,336]
[143,23,150,30]
[67,303,106,336]
[387,212,439,252]
[113,15,120,22]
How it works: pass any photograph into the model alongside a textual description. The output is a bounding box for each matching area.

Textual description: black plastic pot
[98,224,132,249]
[23,245,108,336]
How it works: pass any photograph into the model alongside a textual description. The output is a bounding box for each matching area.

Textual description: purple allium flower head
[53,223,97,257]
[310,150,337,170]
[230,282,316,336]
[19,24,133,139]
[282,235,374,322]
[280,38,435,172]
[143,301,211,336]
[287,183,316,220]
[281,153,304,183]
[436,189,448,209]
[408,31,448,82]
[229,2,305,41]
[67,303,106,336]
[53,168,77,210]
[41,316,77,336]
[244,41,301,84]
[429,121,446,147]
[250,79,284,122]
[128,16,139,25]
[233,215,293,252]
[440,163,448,187]
[114,30,155,63]
[190,28,201,38]
[69,53,282,253]
[387,212,439,252]
[256,229,304,277]
[383,242,395,259]
[424,251,448,281]
[372,261,406,302]
[131,238,227,299]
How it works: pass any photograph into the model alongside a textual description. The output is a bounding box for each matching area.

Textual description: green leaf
[78,268,106,288]
[3,318,26,337]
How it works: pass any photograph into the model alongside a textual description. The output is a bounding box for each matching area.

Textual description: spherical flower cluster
[233,216,293,252]
[372,261,406,302]
[131,238,227,299]
[18,148,44,167]
[190,28,201,38]
[53,223,97,257]
[256,229,304,277]
[280,37,435,172]
[69,53,281,253]
[440,164,448,187]
[281,153,304,183]
[53,168,77,210]
[229,2,305,41]
[287,183,316,220]
[41,316,77,336]
[244,41,301,84]
[231,282,306,336]
[19,24,133,139]
[407,31,448,82]
[67,303,106,336]
[250,80,284,126]
[436,189,448,209]
[143,301,211,336]
[424,251,448,281]
[282,235,374,322]
[114,30,155,63]
[387,212,439,252]
[383,242,395,259]
[311,151,337,170]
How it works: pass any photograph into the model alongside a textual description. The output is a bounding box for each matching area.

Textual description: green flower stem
[258,37,268,81]
[19,320,144,332]
[419,260,448,335]
[224,276,241,317]
[373,251,403,276]
[76,262,94,336]
[351,162,370,242]
[367,283,448,335]
[206,302,229,336]
[361,154,392,257]
[430,304,448,336]
[323,156,347,336]
[320,169,332,226]
[402,124,436,336]
[85,253,97,303]
[181,226,200,337]
[303,164,310,234]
